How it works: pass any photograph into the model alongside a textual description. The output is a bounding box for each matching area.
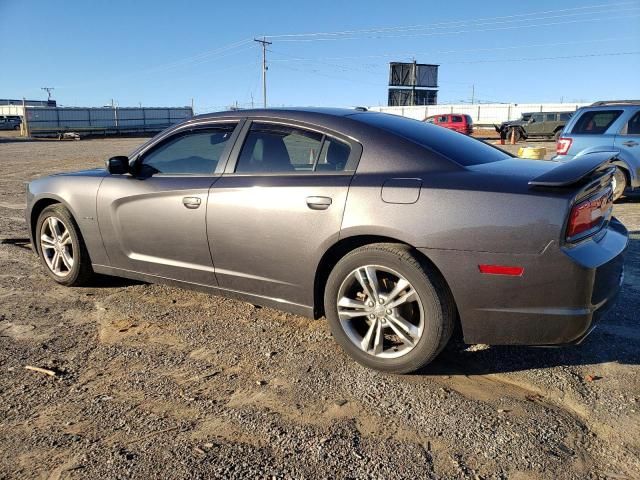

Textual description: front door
[97,123,239,285]
[207,120,359,308]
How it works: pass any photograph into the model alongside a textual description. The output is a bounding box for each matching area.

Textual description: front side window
[236,124,338,173]
[531,113,544,123]
[437,115,447,123]
[140,124,236,175]
[572,110,623,134]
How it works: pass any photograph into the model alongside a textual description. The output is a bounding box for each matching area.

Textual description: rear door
[613,110,640,184]
[97,121,241,285]
[206,119,361,308]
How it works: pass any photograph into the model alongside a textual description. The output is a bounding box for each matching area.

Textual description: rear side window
[544,113,557,122]
[235,123,351,173]
[572,110,622,134]
[451,115,463,123]
[559,112,572,121]
[623,111,640,135]
[354,113,510,166]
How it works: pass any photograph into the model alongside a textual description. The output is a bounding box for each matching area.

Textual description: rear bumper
[421,218,628,345]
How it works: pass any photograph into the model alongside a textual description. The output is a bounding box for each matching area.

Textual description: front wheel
[36,204,94,286]
[324,244,455,374]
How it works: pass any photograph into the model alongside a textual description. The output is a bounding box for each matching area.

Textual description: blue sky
[1,0,638,112]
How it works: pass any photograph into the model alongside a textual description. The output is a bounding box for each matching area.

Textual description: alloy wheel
[40,216,74,277]
[336,265,424,359]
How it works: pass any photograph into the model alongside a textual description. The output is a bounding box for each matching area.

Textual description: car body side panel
[26,171,109,265]
[206,174,351,307]
[96,175,218,285]
[421,218,627,344]
[341,171,569,255]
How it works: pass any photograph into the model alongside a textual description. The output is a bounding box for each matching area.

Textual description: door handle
[182,196,201,209]
[306,196,332,210]
[622,140,638,147]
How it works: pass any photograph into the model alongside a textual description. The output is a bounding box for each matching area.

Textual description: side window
[623,111,640,135]
[316,137,351,172]
[531,113,544,123]
[140,125,236,175]
[572,110,623,134]
[545,113,557,122]
[235,124,323,173]
[451,115,463,123]
[559,112,572,121]
[437,115,447,123]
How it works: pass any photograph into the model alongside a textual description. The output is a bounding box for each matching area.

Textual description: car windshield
[354,113,510,166]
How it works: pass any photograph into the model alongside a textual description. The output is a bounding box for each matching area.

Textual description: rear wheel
[36,204,94,286]
[611,167,627,201]
[324,244,454,374]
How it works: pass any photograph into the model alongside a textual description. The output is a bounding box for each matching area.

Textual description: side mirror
[106,156,130,175]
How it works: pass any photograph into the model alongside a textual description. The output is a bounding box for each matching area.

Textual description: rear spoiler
[528,152,616,187]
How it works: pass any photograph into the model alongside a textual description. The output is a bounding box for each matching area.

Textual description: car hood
[51,168,109,178]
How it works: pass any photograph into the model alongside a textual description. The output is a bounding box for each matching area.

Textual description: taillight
[566,189,613,241]
[556,137,573,155]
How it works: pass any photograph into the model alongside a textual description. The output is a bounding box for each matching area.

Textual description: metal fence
[367,103,590,126]
[23,107,193,134]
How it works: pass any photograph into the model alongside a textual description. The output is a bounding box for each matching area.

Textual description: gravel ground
[0,135,638,479]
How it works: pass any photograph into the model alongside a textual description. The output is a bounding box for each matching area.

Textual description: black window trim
[132,119,244,177]
[223,118,363,176]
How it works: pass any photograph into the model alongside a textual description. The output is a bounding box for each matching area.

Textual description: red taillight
[556,137,573,155]
[566,189,612,241]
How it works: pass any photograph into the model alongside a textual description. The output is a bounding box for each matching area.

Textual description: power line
[267,36,635,63]
[269,11,640,42]
[265,2,638,39]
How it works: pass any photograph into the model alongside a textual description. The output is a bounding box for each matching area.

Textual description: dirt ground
[0,135,638,479]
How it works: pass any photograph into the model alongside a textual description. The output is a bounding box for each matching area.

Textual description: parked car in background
[554,100,640,200]
[424,113,473,135]
[500,111,573,141]
[0,115,21,130]
[26,109,627,374]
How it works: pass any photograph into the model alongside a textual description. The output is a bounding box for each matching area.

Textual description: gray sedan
[25,108,627,373]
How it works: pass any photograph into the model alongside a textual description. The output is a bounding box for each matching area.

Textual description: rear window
[354,113,509,166]
[465,115,473,124]
[451,115,463,123]
[572,110,622,134]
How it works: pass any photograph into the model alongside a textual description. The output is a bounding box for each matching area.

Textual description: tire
[35,204,94,286]
[612,167,627,201]
[324,243,455,374]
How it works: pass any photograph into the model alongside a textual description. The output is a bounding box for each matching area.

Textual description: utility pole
[41,87,55,101]
[471,84,475,105]
[254,37,272,108]
[21,97,30,138]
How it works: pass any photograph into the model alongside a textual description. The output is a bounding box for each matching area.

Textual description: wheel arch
[29,196,80,250]
[313,234,459,323]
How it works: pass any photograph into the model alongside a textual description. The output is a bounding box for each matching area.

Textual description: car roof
[192,107,364,122]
